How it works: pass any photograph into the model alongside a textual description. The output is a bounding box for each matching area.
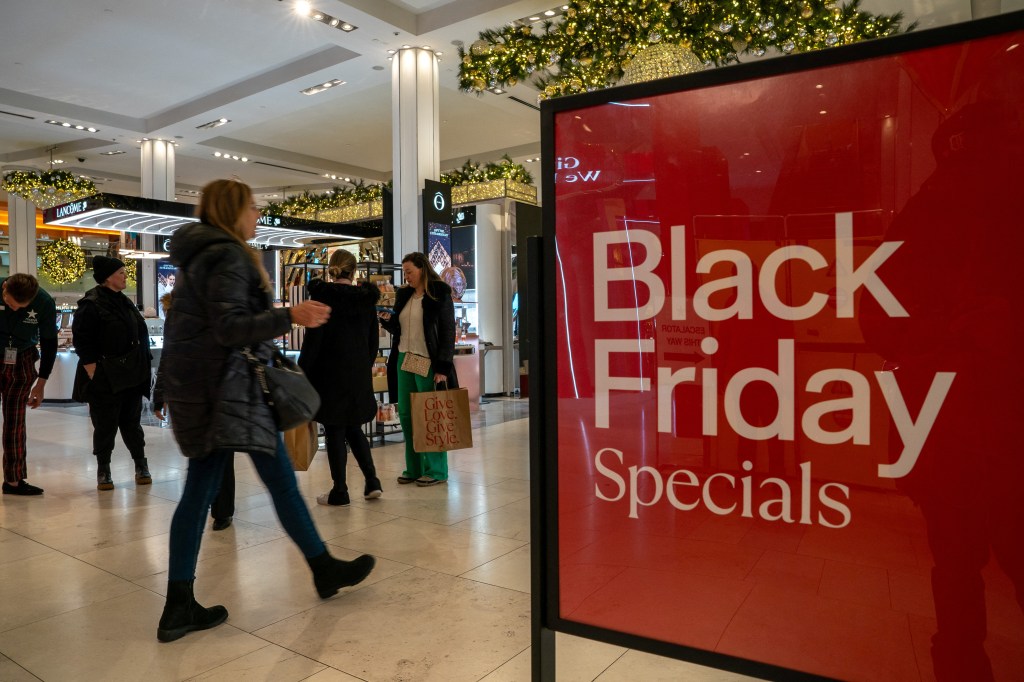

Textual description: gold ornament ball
[801,4,813,19]
[619,42,704,85]
[470,40,490,56]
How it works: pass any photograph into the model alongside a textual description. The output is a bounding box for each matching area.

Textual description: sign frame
[532,11,1024,681]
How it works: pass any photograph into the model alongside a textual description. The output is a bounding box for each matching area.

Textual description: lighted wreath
[38,239,87,285]
[2,170,97,209]
[123,257,138,285]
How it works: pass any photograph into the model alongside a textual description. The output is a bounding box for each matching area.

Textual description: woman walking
[378,252,458,487]
[157,179,375,642]
[299,249,383,506]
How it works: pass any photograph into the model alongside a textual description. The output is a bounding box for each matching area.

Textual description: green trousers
[396,352,448,481]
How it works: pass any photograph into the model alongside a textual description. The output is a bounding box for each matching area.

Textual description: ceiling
[0,0,1016,206]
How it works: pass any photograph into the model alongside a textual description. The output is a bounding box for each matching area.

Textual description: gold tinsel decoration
[38,240,87,285]
[620,42,704,84]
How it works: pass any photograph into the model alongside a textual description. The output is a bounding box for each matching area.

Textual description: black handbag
[241,346,321,431]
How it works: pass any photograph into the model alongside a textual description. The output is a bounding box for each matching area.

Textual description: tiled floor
[0,399,754,682]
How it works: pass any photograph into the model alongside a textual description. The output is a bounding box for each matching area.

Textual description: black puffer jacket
[380,280,459,388]
[162,223,292,458]
[298,279,380,426]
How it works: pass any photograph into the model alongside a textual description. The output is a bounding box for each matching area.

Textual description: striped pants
[1,348,38,483]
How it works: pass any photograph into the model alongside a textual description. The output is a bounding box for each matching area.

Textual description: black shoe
[97,468,114,491]
[2,480,44,496]
[134,459,152,485]
[397,475,417,484]
[156,580,228,642]
[212,517,233,531]
[307,551,376,599]
[415,476,446,487]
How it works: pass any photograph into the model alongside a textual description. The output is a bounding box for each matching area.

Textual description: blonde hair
[327,249,357,281]
[197,179,270,291]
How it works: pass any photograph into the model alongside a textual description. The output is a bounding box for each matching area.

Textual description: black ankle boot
[134,458,152,485]
[306,551,376,599]
[97,463,113,491]
[156,580,228,642]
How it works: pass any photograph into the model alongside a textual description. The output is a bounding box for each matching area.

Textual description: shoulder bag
[241,346,321,431]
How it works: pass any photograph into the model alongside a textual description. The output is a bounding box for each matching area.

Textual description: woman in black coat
[378,252,458,487]
[299,249,382,506]
[156,179,375,643]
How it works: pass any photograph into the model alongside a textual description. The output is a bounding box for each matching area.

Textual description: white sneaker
[364,489,383,500]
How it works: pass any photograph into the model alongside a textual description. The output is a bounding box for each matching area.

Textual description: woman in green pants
[378,252,458,486]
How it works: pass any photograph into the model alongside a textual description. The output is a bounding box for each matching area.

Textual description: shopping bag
[283,421,319,471]
[410,386,474,452]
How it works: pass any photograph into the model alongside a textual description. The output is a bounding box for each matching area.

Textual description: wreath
[38,240,87,285]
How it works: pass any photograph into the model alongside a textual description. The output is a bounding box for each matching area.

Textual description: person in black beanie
[72,255,153,490]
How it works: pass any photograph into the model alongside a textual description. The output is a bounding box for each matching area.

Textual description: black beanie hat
[92,255,125,284]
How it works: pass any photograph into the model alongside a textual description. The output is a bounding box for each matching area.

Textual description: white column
[475,203,507,394]
[391,47,440,262]
[140,140,175,201]
[8,194,38,276]
[139,140,176,311]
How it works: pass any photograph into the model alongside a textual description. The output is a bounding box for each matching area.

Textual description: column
[391,47,440,262]
[475,203,506,394]
[138,139,176,312]
[7,194,38,276]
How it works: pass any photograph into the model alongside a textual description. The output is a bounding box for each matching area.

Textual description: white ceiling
[0,0,1018,205]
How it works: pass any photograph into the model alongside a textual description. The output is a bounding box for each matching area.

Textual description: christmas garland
[38,240,87,285]
[2,170,97,209]
[263,157,533,217]
[123,257,137,285]
[458,0,909,99]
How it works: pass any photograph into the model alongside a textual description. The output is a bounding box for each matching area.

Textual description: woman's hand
[84,362,96,379]
[378,311,391,321]
[434,373,448,385]
[290,300,331,328]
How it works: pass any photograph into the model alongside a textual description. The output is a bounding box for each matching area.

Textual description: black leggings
[323,422,378,492]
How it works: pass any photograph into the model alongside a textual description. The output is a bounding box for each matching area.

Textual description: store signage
[549,24,1024,682]
[554,155,602,183]
[52,199,93,219]
[422,179,452,273]
[453,205,476,227]
[257,214,284,227]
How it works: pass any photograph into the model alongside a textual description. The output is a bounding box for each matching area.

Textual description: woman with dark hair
[156,179,375,642]
[378,252,458,487]
[299,249,383,506]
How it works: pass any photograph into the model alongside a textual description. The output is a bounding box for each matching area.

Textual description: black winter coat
[162,222,292,459]
[298,279,380,426]
[380,280,459,388]
[72,285,152,399]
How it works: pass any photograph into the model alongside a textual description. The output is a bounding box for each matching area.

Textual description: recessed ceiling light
[544,9,555,16]
[101,150,126,155]
[46,119,100,133]
[196,117,231,129]
[300,78,345,95]
[294,1,311,16]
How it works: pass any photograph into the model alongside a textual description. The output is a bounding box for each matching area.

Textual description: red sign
[552,29,1024,681]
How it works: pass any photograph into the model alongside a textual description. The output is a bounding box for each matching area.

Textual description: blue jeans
[168,435,325,581]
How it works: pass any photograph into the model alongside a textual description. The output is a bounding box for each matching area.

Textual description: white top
[398,294,429,357]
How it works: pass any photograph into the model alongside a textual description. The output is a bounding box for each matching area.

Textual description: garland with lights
[458,0,909,99]
[264,157,533,218]
[38,240,87,285]
[2,170,97,209]
[440,155,534,186]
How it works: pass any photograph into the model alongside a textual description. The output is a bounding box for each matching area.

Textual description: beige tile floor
[0,401,757,682]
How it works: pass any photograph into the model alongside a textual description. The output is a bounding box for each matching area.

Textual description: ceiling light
[313,12,323,20]
[51,159,65,164]
[213,152,247,163]
[487,87,505,95]
[340,23,354,31]
[329,18,339,26]
[544,9,556,16]
[294,1,311,16]
[196,117,231,129]
[529,16,540,21]
[101,150,126,156]
[300,78,345,95]
[46,119,101,133]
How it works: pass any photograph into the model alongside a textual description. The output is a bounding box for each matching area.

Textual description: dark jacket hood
[169,222,237,269]
[308,279,380,316]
